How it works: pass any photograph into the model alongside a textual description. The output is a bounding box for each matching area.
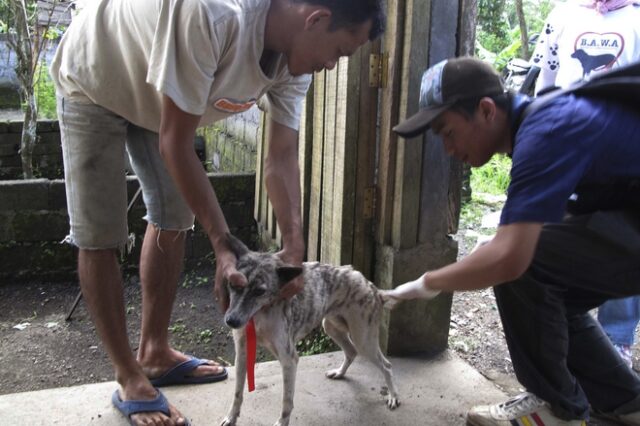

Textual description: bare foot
[115,381,188,426]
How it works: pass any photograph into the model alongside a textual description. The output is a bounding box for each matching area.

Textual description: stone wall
[1,112,260,180]
[0,173,256,282]
[0,120,62,180]
[200,108,259,174]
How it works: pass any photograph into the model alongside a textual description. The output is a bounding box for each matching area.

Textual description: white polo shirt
[50,0,311,132]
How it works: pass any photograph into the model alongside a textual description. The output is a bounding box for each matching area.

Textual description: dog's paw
[220,416,238,426]
[325,368,346,379]
[387,396,400,410]
[273,418,290,426]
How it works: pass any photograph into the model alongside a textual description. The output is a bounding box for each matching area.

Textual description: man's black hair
[296,0,386,40]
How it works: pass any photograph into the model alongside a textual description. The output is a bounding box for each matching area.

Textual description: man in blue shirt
[388,57,640,425]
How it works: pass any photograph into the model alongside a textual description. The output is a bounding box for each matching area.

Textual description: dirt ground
[0,196,634,425]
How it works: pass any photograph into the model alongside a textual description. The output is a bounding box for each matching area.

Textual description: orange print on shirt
[214,98,256,113]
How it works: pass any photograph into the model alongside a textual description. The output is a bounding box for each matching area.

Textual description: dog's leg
[273,335,298,426]
[350,326,400,409]
[221,328,247,426]
[322,317,357,379]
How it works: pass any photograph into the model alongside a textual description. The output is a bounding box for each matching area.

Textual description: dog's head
[223,234,303,329]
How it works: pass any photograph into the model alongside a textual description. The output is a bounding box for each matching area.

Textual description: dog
[571,49,616,78]
[220,235,399,426]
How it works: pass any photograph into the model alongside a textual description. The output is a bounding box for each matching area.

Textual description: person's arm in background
[386,222,543,300]
[264,118,305,297]
[159,95,247,310]
[530,5,563,94]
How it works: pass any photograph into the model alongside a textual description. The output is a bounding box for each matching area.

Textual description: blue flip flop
[111,388,191,426]
[149,356,228,387]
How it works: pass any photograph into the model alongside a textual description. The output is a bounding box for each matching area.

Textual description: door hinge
[369,52,388,88]
[363,186,377,219]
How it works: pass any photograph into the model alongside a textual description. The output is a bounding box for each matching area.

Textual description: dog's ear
[227,233,250,258]
[276,266,303,286]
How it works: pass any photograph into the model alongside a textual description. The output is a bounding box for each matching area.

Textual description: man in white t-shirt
[531,0,640,92]
[50,0,384,424]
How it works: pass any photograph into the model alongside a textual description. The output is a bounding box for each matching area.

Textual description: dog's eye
[251,287,266,296]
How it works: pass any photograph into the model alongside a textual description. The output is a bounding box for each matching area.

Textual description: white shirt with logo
[531,3,640,93]
[50,0,311,132]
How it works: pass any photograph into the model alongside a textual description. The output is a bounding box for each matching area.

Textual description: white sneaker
[614,343,634,369]
[467,392,587,426]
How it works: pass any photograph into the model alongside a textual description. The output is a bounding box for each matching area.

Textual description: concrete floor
[0,350,507,425]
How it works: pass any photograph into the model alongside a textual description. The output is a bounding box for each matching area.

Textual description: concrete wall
[0,173,256,282]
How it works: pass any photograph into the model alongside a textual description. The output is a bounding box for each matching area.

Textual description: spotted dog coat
[220,235,399,426]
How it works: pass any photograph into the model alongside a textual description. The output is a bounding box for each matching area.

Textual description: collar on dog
[246,317,256,392]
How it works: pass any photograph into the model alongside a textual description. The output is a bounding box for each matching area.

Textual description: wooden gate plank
[307,71,325,262]
[376,0,405,247]
[390,0,431,249]
[320,65,338,264]
[351,44,379,279]
[332,57,355,266]
[299,83,315,257]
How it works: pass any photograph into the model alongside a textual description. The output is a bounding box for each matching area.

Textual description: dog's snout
[225,315,242,329]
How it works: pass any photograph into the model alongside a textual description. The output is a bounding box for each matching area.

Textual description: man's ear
[276,266,304,286]
[478,97,497,123]
[303,7,331,31]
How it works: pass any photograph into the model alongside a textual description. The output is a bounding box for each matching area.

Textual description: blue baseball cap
[393,57,504,138]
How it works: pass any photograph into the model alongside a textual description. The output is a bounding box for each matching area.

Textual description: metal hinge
[369,52,388,88]
[363,186,377,219]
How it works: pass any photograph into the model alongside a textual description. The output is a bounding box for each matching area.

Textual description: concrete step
[0,350,507,425]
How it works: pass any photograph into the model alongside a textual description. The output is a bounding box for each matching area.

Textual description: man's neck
[264,0,300,53]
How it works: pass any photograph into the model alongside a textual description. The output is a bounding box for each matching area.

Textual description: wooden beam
[418,1,460,243]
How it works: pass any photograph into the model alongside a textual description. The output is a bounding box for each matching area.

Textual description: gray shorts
[58,97,195,250]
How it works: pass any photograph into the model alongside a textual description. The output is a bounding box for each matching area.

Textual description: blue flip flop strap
[112,389,170,417]
[155,357,208,382]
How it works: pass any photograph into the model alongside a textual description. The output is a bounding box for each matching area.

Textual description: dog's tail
[378,290,402,310]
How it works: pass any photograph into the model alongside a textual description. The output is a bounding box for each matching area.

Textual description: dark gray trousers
[494,209,640,420]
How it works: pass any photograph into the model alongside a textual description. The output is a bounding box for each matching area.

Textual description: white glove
[381,274,440,308]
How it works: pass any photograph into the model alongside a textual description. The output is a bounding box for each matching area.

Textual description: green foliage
[477,0,510,55]
[34,62,57,119]
[198,329,213,343]
[476,0,558,67]
[296,327,338,356]
[459,201,486,232]
[470,154,512,195]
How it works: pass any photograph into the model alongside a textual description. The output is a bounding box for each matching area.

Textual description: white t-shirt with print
[530,2,640,93]
[50,0,311,132]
